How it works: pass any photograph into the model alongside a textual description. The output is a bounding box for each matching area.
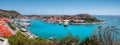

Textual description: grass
[4,32,50,45]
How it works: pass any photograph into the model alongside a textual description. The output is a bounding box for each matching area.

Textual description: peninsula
[28,14,105,25]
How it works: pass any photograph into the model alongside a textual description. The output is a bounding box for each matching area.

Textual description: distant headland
[28,14,105,25]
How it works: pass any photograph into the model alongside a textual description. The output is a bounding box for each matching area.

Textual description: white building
[0,37,9,45]
[73,19,84,23]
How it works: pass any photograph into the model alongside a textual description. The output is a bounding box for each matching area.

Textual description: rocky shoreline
[70,21,106,25]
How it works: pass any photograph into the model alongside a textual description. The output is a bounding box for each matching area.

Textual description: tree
[96,26,120,45]
[0,9,20,18]
[80,26,120,45]
[58,33,80,45]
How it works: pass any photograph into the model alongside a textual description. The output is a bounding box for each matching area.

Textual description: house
[0,18,12,36]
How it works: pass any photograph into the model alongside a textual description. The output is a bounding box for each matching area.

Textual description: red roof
[0,21,5,26]
[0,30,12,36]
[0,18,12,36]
[0,26,12,36]
[0,18,11,22]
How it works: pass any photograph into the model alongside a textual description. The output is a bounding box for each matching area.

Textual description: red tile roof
[0,26,12,36]
[0,18,12,36]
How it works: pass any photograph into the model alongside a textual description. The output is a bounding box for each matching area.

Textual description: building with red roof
[0,18,12,36]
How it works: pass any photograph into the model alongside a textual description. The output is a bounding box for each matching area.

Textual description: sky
[0,0,120,15]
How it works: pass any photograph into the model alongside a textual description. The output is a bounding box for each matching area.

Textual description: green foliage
[76,14,102,23]
[4,32,49,45]
[97,26,120,45]
[7,22,16,30]
[80,26,120,45]
[83,18,100,23]
[58,33,80,45]
[0,9,20,18]
[80,35,99,45]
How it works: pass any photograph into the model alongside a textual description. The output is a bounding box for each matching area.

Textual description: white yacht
[19,22,30,27]
[20,18,30,22]
[18,18,30,27]
[63,19,70,27]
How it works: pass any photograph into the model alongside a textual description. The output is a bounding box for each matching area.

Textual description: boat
[20,28,27,32]
[63,20,70,27]
[19,22,30,26]
[17,18,31,27]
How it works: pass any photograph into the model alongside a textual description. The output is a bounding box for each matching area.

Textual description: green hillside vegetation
[0,9,20,18]
[75,14,102,23]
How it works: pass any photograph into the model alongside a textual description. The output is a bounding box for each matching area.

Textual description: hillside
[74,14,102,23]
[0,9,21,18]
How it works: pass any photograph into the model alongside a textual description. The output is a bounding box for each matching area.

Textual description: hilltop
[0,9,21,18]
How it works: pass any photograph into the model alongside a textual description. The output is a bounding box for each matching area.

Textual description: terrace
[0,37,9,45]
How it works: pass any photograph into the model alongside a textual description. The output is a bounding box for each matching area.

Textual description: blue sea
[26,15,120,40]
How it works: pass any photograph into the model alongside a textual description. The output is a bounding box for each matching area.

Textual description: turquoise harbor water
[27,15,120,40]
